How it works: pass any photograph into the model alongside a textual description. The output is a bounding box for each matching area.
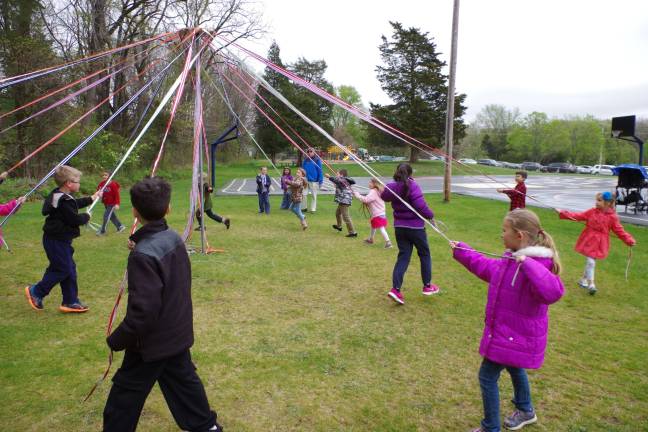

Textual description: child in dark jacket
[256,166,272,214]
[25,165,101,313]
[325,169,357,237]
[452,209,564,432]
[103,176,222,432]
[96,170,126,235]
[195,174,230,230]
[381,163,438,304]
[280,167,293,210]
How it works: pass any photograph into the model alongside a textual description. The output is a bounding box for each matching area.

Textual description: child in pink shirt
[353,178,392,248]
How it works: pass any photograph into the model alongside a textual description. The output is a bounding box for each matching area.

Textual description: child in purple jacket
[381,163,439,304]
[451,209,564,432]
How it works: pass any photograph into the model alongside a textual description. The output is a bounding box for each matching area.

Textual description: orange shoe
[25,285,44,311]
[59,301,89,313]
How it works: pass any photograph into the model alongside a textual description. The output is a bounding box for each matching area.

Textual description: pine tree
[370,21,466,162]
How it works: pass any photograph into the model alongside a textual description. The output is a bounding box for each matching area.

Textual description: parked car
[544,162,577,173]
[458,158,478,165]
[576,165,592,174]
[591,164,615,175]
[427,154,443,161]
[502,161,522,169]
[377,155,395,162]
[477,159,500,167]
[521,162,543,171]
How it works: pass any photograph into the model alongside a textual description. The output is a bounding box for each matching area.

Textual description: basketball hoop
[611,130,622,139]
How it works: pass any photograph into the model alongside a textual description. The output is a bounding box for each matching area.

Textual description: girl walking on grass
[451,209,564,432]
[381,163,438,304]
[556,191,635,295]
[353,177,391,248]
[285,168,308,230]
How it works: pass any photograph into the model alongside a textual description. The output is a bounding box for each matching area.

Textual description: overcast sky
[240,0,648,122]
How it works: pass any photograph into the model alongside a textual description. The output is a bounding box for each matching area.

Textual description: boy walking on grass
[497,170,527,210]
[25,165,101,313]
[103,176,222,432]
[96,170,126,235]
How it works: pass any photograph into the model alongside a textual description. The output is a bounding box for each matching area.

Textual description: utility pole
[443,0,460,202]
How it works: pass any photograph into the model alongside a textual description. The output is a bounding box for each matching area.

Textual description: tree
[370,21,466,162]
[253,41,292,163]
[331,85,367,149]
[474,104,519,159]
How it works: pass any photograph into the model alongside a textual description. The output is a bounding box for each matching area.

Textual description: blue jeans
[290,202,305,221]
[101,204,123,234]
[258,192,270,214]
[392,227,431,289]
[33,236,79,305]
[478,358,533,432]
[280,191,291,209]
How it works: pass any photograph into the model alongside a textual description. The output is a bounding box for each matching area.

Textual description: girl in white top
[353,178,392,248]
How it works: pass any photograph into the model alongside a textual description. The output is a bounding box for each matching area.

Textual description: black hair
[130,176,171,221]
[393,163,413,197]
[516,170,528,179]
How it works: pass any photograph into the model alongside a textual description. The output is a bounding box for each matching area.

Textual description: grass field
[1,176,647,431]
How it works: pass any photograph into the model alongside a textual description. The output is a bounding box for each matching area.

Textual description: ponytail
[505,209,562,275]
[536,229,562,275]
[393,163,413,198]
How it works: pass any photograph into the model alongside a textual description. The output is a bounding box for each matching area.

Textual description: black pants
[392,227,432,289]
[195,209,223,225]
[103,349,217,432]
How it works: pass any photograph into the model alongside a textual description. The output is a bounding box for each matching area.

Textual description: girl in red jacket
[557,191,635,295]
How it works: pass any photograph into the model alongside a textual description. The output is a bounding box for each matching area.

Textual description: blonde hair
[368,177,384,193]
[505,209,562,274]
[54,165,82,187]
[296,167,306,177]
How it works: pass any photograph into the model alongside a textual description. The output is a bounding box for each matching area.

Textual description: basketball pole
[443,0,460,202]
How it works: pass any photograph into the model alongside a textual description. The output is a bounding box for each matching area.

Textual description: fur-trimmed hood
[511,246,554,258]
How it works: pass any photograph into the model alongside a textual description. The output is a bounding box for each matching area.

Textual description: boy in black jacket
[25,165,101,313]
[103,176,222,432]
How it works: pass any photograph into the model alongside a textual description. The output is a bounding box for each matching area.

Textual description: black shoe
[346,232,358,238]
[302,209,308,213]
[332,225,342,232]
[224,218,230,229]
[194,226,203,231]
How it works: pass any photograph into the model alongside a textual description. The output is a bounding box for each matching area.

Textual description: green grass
[1,177,647,431]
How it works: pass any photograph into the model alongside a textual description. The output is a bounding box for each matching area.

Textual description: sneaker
[346,232,358,238]
[59,301,89,313]
[504,409,537,430]
[117,225,126,233]
[469,429,485,432]
[587,284,597,295]
[224,218,230,230]
[301,220,308,230]
[384,241,393,249]
[95,231,105,236]
[364,238,374,244]
[302,209,308,213]
[422,283,440,296]
[25,285,43,311]
[577,278,589,288]
[194,226,203,231]
[388,288,404,305]
[332,224,342,232]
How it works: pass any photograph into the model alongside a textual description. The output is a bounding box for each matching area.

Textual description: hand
[92,191,103,200]
[496,188,503,193]
[115,205,120,210]
[0,171,7,180]
[554,208,562,213]
[16,196,26,205]
[449,241,458,249]
[127,239,136,250]
[324,173,330,178]
[515,255,526,263]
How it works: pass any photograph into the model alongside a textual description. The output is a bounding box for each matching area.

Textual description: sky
[238,0,648,123]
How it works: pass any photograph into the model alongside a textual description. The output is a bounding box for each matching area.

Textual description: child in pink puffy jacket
[451,209,564,432]
[557,191,635,295]
[0,194,26,249]
[353,178,392,248]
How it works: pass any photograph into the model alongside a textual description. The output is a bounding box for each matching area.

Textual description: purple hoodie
[380,178,433,229]
[280,174,293,192]
[453,243,564,369]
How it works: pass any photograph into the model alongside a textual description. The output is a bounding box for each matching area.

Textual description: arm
[409,182,434,219]
[610,215,636,246]
[353,189,375,204]
[559,208,591,221]
[316,159,323,184]
[59,199,90,226]
[520,258,564,305]
[0,199,18,216]
[75,196,93,209]
[452,242,500,283]
[115,182,121,206]
[107,253,164,351]
[380,183,396,202]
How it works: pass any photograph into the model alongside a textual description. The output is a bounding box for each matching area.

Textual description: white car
[591,164,615,175]
[458,158,478,165]
[576,165,592,174]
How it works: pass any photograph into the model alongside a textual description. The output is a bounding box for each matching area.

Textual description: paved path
[217,175,648,226]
